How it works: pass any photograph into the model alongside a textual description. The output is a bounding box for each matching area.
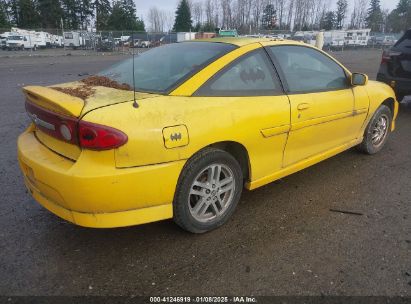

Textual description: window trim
[193,48,285,97]
[266,44,351,95]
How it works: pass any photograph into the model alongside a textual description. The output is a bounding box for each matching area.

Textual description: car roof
[193,37,301,47]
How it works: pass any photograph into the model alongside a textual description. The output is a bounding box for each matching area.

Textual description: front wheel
[358,104,392,154]
[173,148,243,233]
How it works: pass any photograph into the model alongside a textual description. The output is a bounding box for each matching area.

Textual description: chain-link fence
[0,27,406,56]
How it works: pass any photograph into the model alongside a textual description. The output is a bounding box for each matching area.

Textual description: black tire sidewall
[173,148,243,233]
[361,105,392,154]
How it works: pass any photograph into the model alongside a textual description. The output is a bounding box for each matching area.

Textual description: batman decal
[240,67,266,83]
[170,133,182,141]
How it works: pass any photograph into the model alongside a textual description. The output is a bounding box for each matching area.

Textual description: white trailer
[34,31,52,48]
[323,30,346,47]
[63,31,85,49]
[177,32,196,42]
[345,29,370,46]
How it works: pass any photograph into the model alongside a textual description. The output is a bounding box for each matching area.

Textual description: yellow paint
[23,86,84,117]
[17,38,399,228]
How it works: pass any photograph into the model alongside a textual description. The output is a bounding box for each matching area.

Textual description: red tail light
[25,101,127,150]
[78,121,128,150]
[381,50,401,64]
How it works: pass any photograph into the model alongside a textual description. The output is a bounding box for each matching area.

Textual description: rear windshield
[394,30,411,50]
[99,42,237,93]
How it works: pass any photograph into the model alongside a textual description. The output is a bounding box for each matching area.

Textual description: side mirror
[351,73,368,86]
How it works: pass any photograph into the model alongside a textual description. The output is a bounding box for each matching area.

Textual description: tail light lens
[381,50,402,64]
[25,101,127,150]
[79,121,128,150]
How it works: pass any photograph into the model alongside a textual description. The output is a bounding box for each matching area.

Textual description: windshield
[64,33,73,39]
[394,30,411,50]
[99,42,237,93]
[9,36,23,41]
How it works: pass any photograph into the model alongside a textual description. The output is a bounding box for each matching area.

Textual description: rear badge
[28,112,55,131]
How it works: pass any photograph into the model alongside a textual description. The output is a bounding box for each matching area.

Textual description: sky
[135,0,398,25]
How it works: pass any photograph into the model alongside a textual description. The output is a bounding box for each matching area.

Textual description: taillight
[25,101,127,150]
[381,50,401,64]
[25,101,78,145]
[78,121,128,150]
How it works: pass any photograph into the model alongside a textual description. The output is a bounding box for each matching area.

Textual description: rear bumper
[18,129,186,228]
[377,72,411,97]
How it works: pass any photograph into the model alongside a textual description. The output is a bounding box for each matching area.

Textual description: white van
[6,33,37,50]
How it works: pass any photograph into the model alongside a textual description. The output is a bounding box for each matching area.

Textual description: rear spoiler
[23,86,84,117]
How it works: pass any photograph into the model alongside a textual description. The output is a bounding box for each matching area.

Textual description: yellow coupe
[18,38,399,233]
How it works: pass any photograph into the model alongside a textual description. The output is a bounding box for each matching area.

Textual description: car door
[193,48,291,182]
[266,45,361,167]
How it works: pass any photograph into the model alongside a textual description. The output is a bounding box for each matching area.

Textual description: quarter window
[269,46,349,93]
[195,49,283,97]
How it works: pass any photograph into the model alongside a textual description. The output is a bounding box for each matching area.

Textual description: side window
[269,46,349,93]
[195,49,283,97]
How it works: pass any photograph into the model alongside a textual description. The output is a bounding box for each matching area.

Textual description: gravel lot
[0,48,410,296]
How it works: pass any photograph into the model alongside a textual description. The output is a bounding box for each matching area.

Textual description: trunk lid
[23,81,159,160]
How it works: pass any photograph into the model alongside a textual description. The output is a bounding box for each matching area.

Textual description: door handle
[297,103,310,111]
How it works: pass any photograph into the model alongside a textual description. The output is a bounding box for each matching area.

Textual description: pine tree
[173,0,192,32]
[38,0,63,29]
[17,0,40,28]
[107,0,144,31]
[321,11,336,30]
[93,0,111,30]
[0,0,9,28]
[262,4,277,30]
[394,0,411,30]
[335,0,348,29]
[62,0,80,29]
[366,0,383,32]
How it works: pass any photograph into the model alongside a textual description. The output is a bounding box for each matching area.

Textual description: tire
[358,104,392,154]
[173,148,243,233]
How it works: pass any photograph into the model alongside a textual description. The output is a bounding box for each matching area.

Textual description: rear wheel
[358,105,392,154]
[173,148,243,233]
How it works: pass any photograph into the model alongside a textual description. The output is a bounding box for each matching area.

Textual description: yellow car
[18,38,399,233]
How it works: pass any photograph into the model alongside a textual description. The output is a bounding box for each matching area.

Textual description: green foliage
[262,4,277,30]
[335,0,348,29]
[201,21,216,32]
[107,0,144,31]
[173,0,192,32]
[320,11,336,30]
[38,0,63,28]
[366,0,383,31]
[17,0,40,28]
[0,0,9,28]
[387,0,411,32]
[61,0,80,29]
[94,0,111,30]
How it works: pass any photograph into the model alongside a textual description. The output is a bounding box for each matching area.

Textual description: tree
[107,0,144,31]
[335,0,348,29]
[17,0,40,28]
[173,0,192,32]
[37,0,63,29]
[0,0,9,28]
[366,0,383,32]
[262,4,276,30]
[391,0,411,31]
[320,11,336,30]
[61,0,80,29]
[148,6,165,32]
[93,0,111,30]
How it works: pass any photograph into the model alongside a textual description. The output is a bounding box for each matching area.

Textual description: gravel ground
[0,49,410,296]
